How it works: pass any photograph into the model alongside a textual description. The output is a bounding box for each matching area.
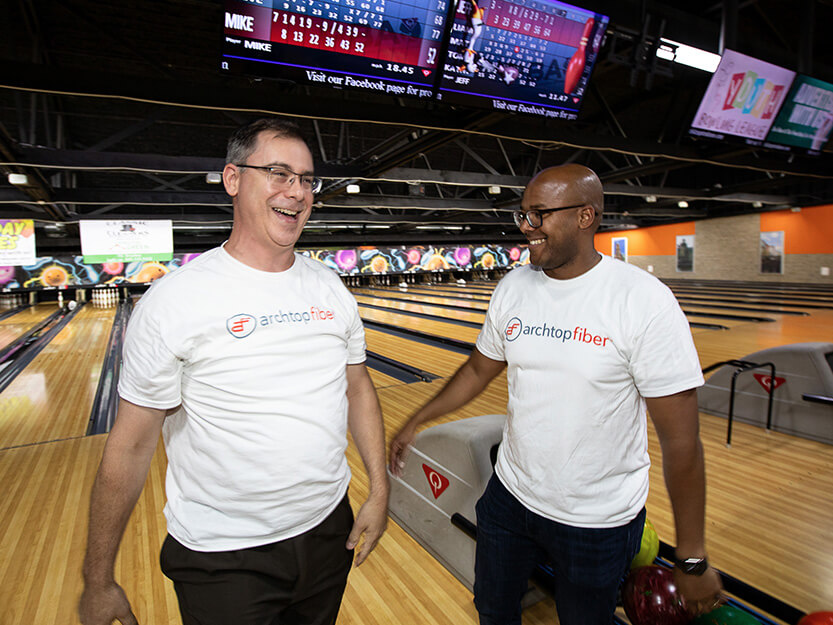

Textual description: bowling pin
[564,18,594,94]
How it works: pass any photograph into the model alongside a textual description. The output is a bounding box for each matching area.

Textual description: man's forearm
[662,436,707,556]
[647,390,707,556]
[83,450,153,584]
[346,365,389,496]
[82,399,165,585]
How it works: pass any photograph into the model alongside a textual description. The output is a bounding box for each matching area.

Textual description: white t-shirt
[476,255,704,528]
[118,246,366,551]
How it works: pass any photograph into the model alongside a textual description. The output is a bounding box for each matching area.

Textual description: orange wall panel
[760,205,833,254]
[595,222,695,256]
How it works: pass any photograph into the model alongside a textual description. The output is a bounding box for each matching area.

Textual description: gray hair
[226,118,308,164]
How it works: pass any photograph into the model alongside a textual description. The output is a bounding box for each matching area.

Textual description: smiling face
[223,131,315,271]
[519,164,602,280]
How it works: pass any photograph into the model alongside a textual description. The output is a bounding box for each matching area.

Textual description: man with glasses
[80,118,389,625]
[390,164,722,624]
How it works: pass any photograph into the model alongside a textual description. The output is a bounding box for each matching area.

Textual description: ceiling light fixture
[346,184,361,194]
[7,173,28,185]
[677,200,689,208]
[645,195,657,203]
[656,39,721,73]
[205,172,222,184]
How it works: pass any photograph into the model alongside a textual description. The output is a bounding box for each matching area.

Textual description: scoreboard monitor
[689,49,796,146]
[222,0,451,99]
[436,0,609,119]
[765,74,833,155]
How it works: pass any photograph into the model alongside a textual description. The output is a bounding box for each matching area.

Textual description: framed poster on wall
[612,237,628,263]
[760,231,784,274]
[676,235,694,272]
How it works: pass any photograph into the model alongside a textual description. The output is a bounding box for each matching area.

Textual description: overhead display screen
[689,49,796,146]
[222,0,451,99]
[436,0,608,119]
[765,74,833,155]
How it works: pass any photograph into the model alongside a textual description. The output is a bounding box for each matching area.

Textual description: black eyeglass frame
[234,163,323,194]
[512,203,589,229]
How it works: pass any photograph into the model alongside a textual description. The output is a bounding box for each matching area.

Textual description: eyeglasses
[235,164,323,194]
[512,203,587,229]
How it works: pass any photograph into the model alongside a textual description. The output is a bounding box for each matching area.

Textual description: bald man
[390,165,722,624]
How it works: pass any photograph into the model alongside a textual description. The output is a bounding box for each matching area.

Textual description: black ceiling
[1,0,831,254]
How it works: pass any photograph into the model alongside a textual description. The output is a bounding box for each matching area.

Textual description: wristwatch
[673,554,709,576]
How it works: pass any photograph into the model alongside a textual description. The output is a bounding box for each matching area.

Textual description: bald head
[527,164,604,229]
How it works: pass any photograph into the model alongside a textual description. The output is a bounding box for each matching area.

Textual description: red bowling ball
[798,612,833,625]
[622,565,690,625]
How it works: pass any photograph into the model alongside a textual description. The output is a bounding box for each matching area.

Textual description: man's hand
[673,565,724,617]
[79,581,138,625]
[346,490,388,566]
[388,422,418,477]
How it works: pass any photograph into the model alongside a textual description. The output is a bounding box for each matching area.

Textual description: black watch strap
[673,555,709,576]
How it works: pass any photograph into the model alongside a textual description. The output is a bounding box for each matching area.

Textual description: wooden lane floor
[359,306,481,345]
[365,328,469,378]
[366,368,408,391]
[669,290,833,308]
[365,285,493,303]
[2,287,832,624]
[0,303,117,450]
[692,308,833,366]
[0,303,57,351]
[0,435,177,625]
[352,287,490,311]
[354,293,488,326]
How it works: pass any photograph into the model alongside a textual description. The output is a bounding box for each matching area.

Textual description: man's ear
[223,163,240,197]
[578,205,597,230]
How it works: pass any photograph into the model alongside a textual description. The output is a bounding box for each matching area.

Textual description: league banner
[0,219,37,266]
[689,49,796,145]
[766,75,833,154]
[80,220,174,264]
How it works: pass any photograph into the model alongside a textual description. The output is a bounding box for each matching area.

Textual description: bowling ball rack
[451,514,809,624]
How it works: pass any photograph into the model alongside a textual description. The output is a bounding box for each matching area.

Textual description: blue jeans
[473,474,645,625]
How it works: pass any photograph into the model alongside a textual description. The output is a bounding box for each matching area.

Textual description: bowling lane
[354,294,487,326]
[670,290,833,309]
[352,287,490,311]
[365,329,469,378]
[0,434,178,625]
[0,303,118,450]
[0,303,58,351]
[693,309,833,368]
[359,307,481,344]
[366,368,408,390]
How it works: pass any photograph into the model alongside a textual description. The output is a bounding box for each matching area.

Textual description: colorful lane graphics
[0,244,528,290]
[302,243,529,274]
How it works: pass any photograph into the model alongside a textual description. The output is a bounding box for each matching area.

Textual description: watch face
[680,558,708,575]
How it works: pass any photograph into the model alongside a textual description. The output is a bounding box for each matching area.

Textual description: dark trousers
[473,475,645,625]
[160,495,354,625]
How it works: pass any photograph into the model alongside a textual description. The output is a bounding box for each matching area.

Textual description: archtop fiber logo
[227,313,256,339]
[504,316,610,347]
[505,317,523,341]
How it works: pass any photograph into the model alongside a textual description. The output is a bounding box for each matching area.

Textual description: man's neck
[224,233,296,273]
[543,249,602,281]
